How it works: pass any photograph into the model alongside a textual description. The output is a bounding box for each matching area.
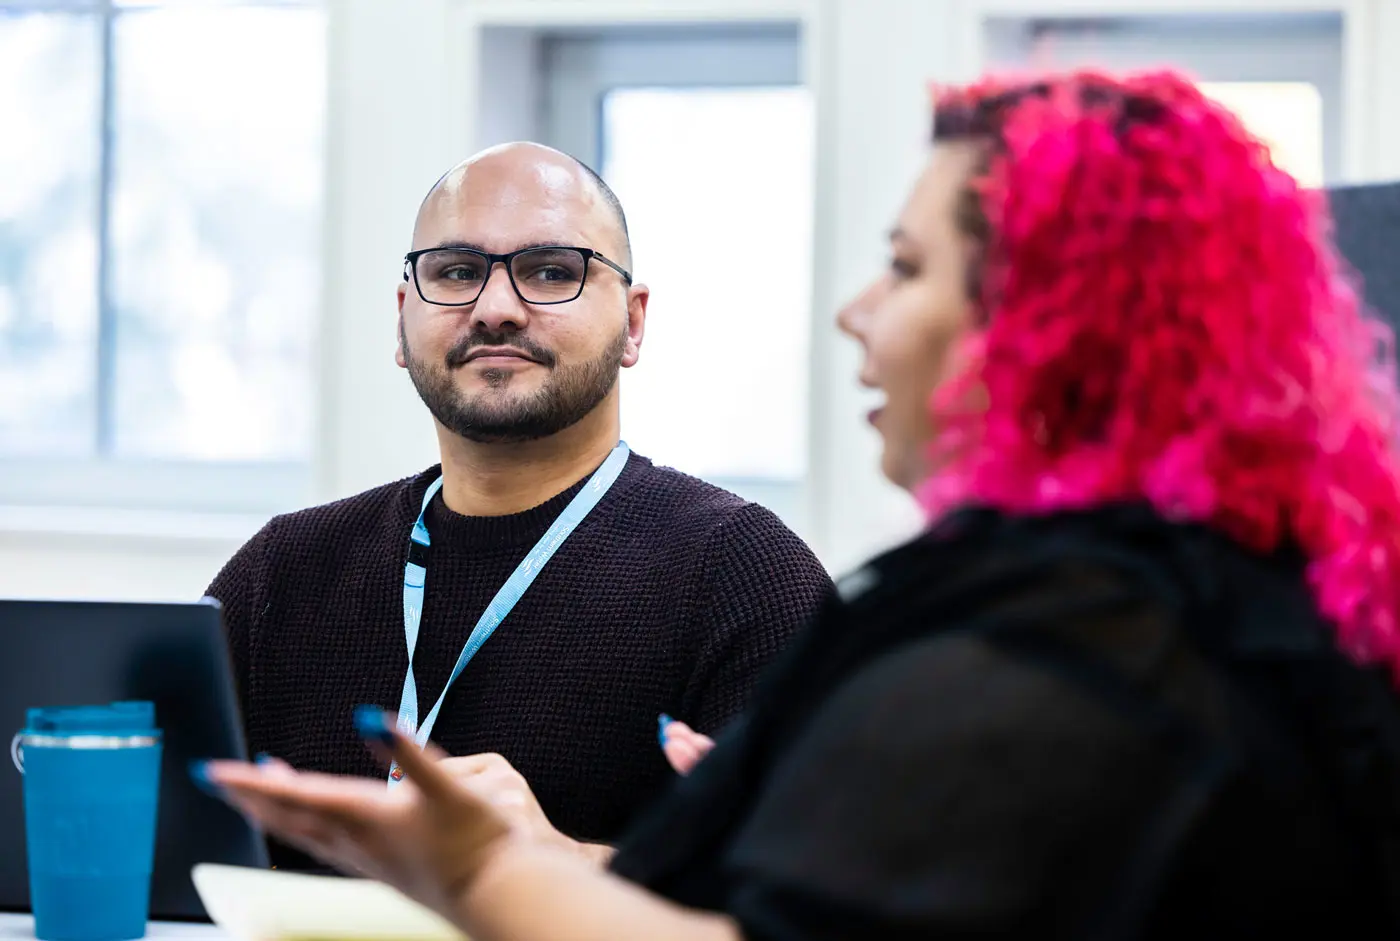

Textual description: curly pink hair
[921,70,1400,677]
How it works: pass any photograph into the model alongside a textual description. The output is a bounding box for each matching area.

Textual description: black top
[612,504,1400,938]
[207,453,832,868]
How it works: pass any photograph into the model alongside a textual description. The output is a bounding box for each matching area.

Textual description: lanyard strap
[391,443,630,784]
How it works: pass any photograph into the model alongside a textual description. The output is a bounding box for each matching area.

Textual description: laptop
[0,598,269,921]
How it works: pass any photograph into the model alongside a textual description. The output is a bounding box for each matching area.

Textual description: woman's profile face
[838,142,982,492]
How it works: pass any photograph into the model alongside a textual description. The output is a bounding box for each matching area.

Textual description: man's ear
[621,283,649,369]
[395,285,409,369]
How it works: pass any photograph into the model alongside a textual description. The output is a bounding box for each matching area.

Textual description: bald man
[206,143,832,870]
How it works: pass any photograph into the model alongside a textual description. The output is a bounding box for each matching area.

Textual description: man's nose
[469,262,530,332]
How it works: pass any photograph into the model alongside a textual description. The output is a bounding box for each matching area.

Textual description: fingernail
[188,760,219,795]
[354,705,395,744]
[658,713,673,747]
[254,753,275,766]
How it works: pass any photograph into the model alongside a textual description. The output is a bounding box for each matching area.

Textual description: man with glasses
[206,142,831,869]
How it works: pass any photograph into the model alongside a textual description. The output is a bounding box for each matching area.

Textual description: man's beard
[403,326,627,444]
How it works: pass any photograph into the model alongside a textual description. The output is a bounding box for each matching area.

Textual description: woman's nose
[837,276,886,340]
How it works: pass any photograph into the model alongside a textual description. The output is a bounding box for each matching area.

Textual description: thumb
[353,706,457,800]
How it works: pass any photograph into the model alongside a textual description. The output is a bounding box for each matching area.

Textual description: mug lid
[24,701,156,735]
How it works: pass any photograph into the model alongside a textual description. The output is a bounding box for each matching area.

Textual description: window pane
[109,5,325,460]
[1198,81,1324,187]
[603,87,813,480]
[0,12,100,457]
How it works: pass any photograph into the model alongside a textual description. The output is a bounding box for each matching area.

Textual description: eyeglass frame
[402,245,634,307]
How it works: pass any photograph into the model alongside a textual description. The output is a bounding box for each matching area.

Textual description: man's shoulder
[253,469,437,556]
[621,455,823,570]
[625,456,749,513]
[207,469,439,612]
[622,456,780,537]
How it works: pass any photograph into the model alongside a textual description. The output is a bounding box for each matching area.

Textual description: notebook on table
[192,865,464,941]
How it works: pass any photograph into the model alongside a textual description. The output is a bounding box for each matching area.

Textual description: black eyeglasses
[403,246,633,307]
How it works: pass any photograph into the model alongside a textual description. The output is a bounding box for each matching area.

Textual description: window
[603,87,814,480]
[1198,82,1324,187]
[0,10,101,457]
[0,1,325,503]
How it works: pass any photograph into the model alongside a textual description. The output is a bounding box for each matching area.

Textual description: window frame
[977,7,1352,183]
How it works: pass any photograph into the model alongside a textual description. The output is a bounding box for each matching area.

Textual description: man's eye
[441,266,483,282]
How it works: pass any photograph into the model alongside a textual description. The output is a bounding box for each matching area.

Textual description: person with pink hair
[198,70,1400,937]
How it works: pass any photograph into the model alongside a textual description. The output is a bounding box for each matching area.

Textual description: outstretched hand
[196,708,515,922]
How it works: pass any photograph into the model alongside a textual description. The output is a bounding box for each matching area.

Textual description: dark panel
[1327,181,1400,331]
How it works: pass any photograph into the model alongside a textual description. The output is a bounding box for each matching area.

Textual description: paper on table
[191,864,466,941]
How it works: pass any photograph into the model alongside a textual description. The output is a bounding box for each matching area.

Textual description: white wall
[4,0,1400,601]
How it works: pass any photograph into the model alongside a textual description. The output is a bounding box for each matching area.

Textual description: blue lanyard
[389,443,630,785]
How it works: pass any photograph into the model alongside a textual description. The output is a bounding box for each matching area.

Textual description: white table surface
[0,914,225,940]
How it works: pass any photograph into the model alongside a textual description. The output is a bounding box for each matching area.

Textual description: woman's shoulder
[819,501,1400,854]
[812,507,1224,748]
[814,502,1341,754]
[750,505,1245,805]
[843,502,1316,654]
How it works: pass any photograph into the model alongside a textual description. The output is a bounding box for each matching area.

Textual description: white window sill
[0,504,269,551]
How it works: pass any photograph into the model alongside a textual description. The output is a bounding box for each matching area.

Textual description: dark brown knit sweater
[206,452,832,868]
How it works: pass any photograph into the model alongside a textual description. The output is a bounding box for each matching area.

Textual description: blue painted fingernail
[254,753,275,766]
[188,760,219,795]
[354,705,395,743]
[658,714,673,747]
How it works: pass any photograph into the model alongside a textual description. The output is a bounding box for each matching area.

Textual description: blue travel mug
[10,701,163,941]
